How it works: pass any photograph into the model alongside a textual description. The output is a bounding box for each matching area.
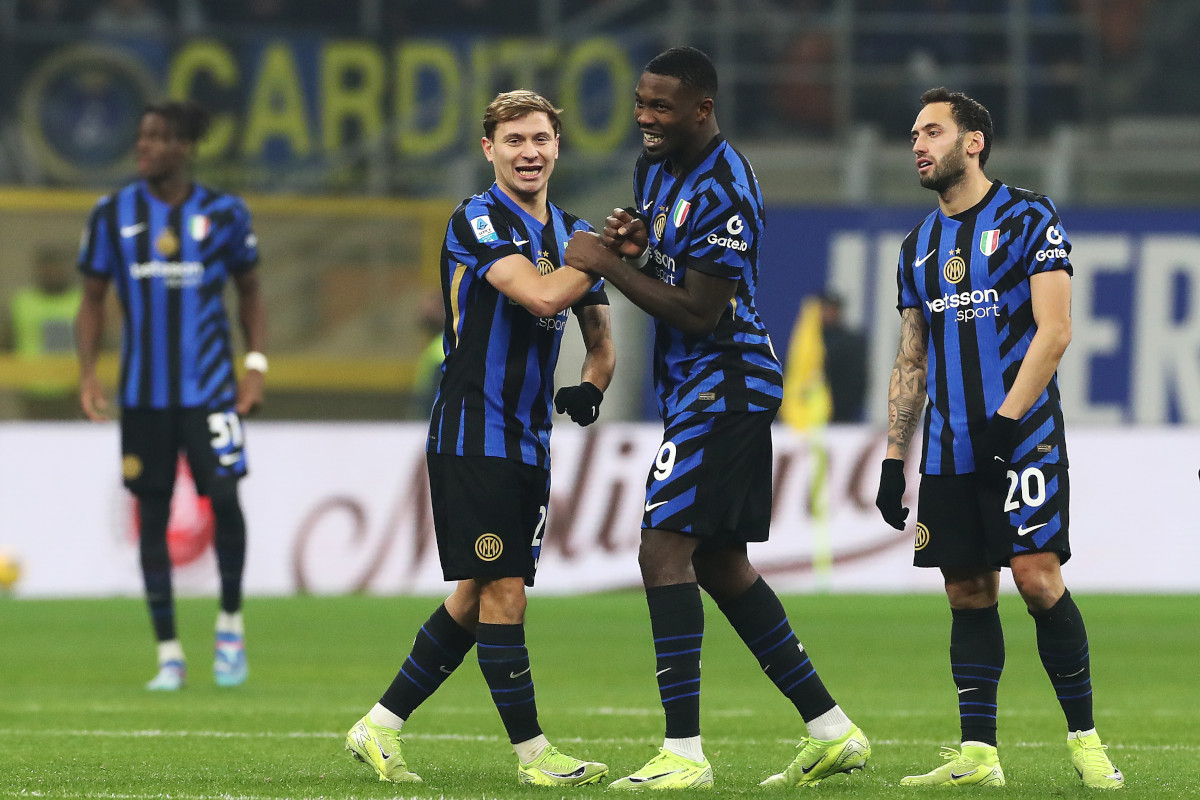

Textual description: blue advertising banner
[758,207,1200,425]
[16,35,641,186]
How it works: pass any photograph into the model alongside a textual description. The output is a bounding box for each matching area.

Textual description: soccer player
[344,90,614,787]
[75,100,265,691]
[875,87,1124,789]
[564,47,870,790]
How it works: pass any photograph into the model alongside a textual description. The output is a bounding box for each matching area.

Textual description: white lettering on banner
[1056,235,1127,424]
[847,230,1200,426]
[1,424,1199,596]
[1133,235,1200,423]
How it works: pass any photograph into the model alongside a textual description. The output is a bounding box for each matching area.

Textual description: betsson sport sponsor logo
[129,261,204,287]
[925,288,1001,321]
[649,248,678,285]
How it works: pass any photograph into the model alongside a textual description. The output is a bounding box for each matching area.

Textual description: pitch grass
[1,593,1196,799]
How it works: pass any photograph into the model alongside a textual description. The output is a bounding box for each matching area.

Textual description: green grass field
[2,593,1196,799]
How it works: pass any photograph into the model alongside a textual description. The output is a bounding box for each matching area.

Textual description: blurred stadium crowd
[1,0,1198,420]
[6,0,1200,138]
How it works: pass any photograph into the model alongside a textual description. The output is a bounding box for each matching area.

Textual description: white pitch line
[0,793,434,800]
[0,728,1189,752]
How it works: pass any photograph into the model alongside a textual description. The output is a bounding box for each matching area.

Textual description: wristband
[625,248,651,269]
[244,351,269,373]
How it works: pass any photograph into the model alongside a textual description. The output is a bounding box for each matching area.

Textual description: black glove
[875,458,909,530]
[554,382,603,426]
[974,412,1020,485]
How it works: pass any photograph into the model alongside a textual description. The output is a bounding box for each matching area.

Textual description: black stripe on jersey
[433,211,494,453]
[134,191,153,407]
[165,204,184,407]
[952,212,989,443]
[634,157,665,215]
[195,289,226,391]
[921,216,955,471]
[996,205,1047,367]
[501,309,533,462]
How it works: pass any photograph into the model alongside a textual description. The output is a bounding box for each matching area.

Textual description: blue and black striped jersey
[634,135,783,421]
[428,183,608,469]
[897,180,1073,475]
[78,180,259,410]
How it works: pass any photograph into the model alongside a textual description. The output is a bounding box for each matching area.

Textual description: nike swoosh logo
[950,769,978,780]
[375,740,391,761]
[914,249,937,268]
[641,199,653,212]
[543,767,587,779]
[629,772,676,783]
[655,668,671,677]
[1017,522,1048,537]
[439,665,453,674]
[120,223,147,238]
[645,500,668,513]
[958,687,978,694]
[513,237,529,246]
[509,667,531,679]
[993,455,1005,462]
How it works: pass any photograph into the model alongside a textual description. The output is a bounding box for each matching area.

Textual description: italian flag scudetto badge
[190,215,211,241]
[979,229,1000,256]
[671,199,691,228]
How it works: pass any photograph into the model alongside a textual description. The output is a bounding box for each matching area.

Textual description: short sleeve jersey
[634,135,783,421]
[78,180,259,410]
[428,183,607,469]
[897,180,1073,475]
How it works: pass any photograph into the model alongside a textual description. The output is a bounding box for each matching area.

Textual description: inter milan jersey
[78,181,259,410]
[633,135,783,421]
[428,183,607,469]
[897,180,1073,475]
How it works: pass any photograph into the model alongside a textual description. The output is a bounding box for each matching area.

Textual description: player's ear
[481,136,495,162]
[695,96,714,124]
[966,130,985,157]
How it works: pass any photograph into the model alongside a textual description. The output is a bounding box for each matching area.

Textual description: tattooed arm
[886,308,929,460]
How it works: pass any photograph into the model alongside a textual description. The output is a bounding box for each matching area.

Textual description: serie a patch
[470,215,499,243]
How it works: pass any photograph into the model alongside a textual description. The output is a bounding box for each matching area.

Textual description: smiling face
[135,112,192,183]
[634,71,712,166]
[483,111,558,206]
[910,101,977,194]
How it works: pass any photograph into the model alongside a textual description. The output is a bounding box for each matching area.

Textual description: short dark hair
[644,46,718,97]
[483,89,562,140]
[919,87,993,168]
[143,99,211,143]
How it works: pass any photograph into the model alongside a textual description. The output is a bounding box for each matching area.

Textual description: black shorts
[121,406,248,496]
[915,462,1071,569]
[642,409,775,543]
[426,453,550,586]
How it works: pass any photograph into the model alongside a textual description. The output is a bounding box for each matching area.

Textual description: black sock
[476,622,540,744]
[380,604,475,719]
[210,482,246,614]
[647,583,704,739]
[717,576,836,721]
[138,493,175,643]
[950,604,1005,746]
[1031,589,1095,732]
